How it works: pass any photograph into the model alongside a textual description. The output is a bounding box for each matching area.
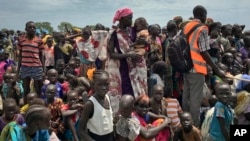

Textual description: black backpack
[167,24,202,73]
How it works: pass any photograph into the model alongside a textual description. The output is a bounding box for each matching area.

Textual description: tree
[35,22,53,34]
[57,22,74,33]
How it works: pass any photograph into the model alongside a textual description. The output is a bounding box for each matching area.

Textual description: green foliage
[35,22,53,34]
[57,22,74,33]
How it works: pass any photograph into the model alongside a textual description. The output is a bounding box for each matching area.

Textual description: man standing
[182,5,225,127]
[17,21,44,103]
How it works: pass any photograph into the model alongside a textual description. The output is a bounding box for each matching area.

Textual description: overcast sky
[1,0,249,31]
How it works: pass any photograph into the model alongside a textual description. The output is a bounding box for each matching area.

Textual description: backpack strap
[184,23,203,38]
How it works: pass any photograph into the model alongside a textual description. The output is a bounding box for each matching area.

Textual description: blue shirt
[22,123,50,141]
[209,101,233,141]
[41,82,63,99]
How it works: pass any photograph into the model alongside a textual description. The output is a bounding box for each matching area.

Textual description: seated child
[0,98,25,132]
[41,69,63,99]
[173,112,202,141]
[45,84,65,140]
[20,92,38,115]
[132,95,171,141]
[0,104,50,141]
[61,90,84,141]
[1,72,24,106]
[116,95,140,141]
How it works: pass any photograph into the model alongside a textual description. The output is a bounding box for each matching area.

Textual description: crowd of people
[0,4,250,141]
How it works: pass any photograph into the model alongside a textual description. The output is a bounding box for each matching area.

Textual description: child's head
[27,92,38,105]
[64,68,77,87]
[74,56,80,68]
[119,94,135,118]
[210,30,219,39]
[81,27,92,40]
[134,95,150,117]
[215,82,231,105]
[47,69,58,84]
[25,105,50,131]
[67,90,79,106]
[134,17,148,32]
[45,84,56,100]
[74,86,88,104]
[30,98,45,106]
[56,59,65,73]
[152,61,168,77]
[57,74,65,84]
[222,52,234,65]
[152,85,164,102]
[77,77,91,92]
[180,112,193,133]
[68,59,76,69]
[3,98,17,120]
[92,70,110,97]
[46,37,53,48]
[148,24,160,36]
[3,72,10,84]
[8,72,17,86]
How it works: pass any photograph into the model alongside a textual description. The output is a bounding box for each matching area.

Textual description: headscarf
[113,7,133,24]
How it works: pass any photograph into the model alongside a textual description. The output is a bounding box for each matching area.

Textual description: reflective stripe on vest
[184,21,208,75]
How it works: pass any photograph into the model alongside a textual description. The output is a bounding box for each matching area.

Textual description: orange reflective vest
[183,20,208,75]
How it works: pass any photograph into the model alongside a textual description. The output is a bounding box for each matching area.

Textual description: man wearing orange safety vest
[182,5,226,127]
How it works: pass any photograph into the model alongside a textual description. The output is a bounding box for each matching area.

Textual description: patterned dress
[105,28,147,114]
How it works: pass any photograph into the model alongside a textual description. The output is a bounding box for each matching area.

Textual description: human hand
[215,69,226,78]
[129,53,141,60]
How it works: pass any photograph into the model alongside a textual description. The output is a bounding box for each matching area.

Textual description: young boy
[173,112,202,141]
[41,69,63,99]
[44,84,65,139]
[205,82,233,141]
[61,90,84,141]
[20,92,38,115]
[0,98,25,132]
[116,95,140,141]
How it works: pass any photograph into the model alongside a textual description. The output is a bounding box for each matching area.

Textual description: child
[1,72,24,106]
[0,98,25,132]
[55,59,65,75]
[20,92,38,115]
[41,69,63,99]
[149,84,172,141]
[164,86,183,131]
[173,112,202,141]
[45,84,65,140]
[58,74,70,100]
[204,82,233,141]
[61,90,84,141]
[0,104,50,141]
[132,94,171,141]
[43,37,55,71]
[116,95,140,141]
[78,70,114,141]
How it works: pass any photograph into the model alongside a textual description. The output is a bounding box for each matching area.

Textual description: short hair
[193,5,207,17]
[134,95,149,106]
[3,98,17,110]
[93,70,109,81]
[25,105,49,126]
[25,21,35,28]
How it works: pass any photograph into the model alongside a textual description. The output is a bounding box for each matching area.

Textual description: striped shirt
[165,98,183,130]
[17,36,44,67]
